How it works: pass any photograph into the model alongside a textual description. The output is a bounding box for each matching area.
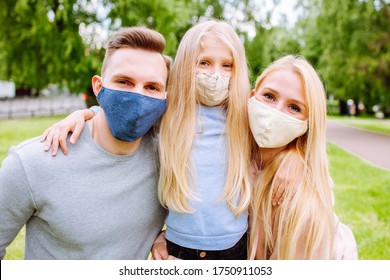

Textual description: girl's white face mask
[195,72,230,106]
[248,96,308,148]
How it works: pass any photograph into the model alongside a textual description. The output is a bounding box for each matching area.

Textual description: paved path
[326,120,390,171]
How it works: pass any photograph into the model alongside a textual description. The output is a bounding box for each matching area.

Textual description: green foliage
[108,0,226,56]
[1,0,389,118]
[0,0,103,94]
[298,0,390,114]
[0,0,232,95]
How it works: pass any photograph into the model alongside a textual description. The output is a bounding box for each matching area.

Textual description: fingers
[151,248,162,260]
[50,126,61,156]
[272,166,290,206]
[40,110,91,156]
[167,255,181,260]
[151,242,169,260]
[40,127,50,142]
[273,186,285,206]
[58,127,71,156]
[69,120,84,144]
[42,124,70,156]
[43,128,54,152]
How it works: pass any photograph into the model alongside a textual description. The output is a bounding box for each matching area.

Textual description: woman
[248,55,358,259]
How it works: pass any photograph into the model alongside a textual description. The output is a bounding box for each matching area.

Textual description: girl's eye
[199,61,209,66]
[223,63,232,68]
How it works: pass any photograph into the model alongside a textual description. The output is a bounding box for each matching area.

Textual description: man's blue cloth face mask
[97,87,167,142]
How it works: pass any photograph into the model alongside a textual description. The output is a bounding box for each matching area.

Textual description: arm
[0,148,36,259]
[272,158,303,206]
[271,163,290,206]
[40,108,97,156]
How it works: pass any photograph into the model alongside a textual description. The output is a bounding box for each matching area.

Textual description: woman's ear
[250,89,256,97]
[91,75,103,97]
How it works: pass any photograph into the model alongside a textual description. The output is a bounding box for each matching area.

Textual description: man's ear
[250,89,256,97]
[92,75,103,97]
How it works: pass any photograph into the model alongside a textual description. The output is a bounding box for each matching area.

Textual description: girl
[156,20,251,260]
[41,20,252,260]
[248,55,358,259]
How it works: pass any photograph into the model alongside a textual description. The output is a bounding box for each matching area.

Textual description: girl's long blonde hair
[158,20,251,216]
[249,55,335,259]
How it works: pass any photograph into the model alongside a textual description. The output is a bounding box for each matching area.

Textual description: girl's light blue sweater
[165,104,248,250]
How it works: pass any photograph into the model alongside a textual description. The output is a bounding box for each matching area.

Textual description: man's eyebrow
[111,74,133,81]
[148,81,165,89]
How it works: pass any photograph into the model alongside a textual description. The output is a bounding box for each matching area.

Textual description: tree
[0,0,231,96]
[0,0,105,95]
[297,0,390,115]
[107,0,226,57]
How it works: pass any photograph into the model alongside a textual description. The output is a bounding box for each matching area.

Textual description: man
[0,27,169,259]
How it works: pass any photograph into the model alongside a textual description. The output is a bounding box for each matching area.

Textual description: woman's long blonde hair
[249,55,335,259]
[158,20,251,216]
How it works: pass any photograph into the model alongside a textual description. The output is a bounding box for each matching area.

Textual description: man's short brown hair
[102,27,171,77]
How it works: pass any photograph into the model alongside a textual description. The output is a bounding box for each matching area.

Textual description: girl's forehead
[201,34,226,48]
[199,38,231,58]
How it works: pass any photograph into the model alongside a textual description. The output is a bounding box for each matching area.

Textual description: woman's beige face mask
[248,96,308,148]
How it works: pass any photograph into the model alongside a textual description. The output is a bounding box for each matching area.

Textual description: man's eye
[146,85,159,91]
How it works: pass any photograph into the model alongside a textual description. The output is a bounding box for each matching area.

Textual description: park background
[0,0,389,259]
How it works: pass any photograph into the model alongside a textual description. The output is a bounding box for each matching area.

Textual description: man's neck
[87,112,142,155]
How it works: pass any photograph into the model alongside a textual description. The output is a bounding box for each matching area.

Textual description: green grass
[328,116,390,135]
[1,116,389,259]
[0,115,66,160]
[0,115,65,260]
[328,142,390,259]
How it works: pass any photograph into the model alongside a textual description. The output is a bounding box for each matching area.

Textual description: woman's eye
[263,93,275,101]
[223,63,233,68]
[199,61,209,66]
[290,104,301,112]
